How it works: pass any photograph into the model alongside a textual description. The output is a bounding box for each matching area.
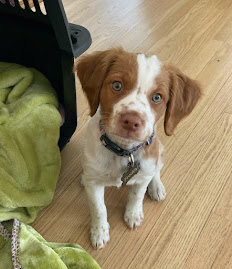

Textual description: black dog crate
[0,0,91,149]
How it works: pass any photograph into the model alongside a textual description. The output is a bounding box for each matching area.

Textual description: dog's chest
[83,141,156,187]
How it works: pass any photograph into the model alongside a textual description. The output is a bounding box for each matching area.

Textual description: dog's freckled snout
[121,114,142,131]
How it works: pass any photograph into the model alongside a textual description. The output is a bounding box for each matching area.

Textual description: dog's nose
[121,113,142,131]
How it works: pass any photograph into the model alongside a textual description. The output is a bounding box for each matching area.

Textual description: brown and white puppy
[74,47,202,249]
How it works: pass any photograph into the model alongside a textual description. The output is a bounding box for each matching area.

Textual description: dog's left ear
[164,64,202,136]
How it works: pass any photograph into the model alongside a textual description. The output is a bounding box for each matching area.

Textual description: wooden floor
[33,0,232,268]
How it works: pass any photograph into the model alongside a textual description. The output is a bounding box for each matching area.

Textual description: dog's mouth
[107,132,141,149]
[101,119,152,149]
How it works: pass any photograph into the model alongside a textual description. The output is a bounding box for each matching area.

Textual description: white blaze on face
[111,54,161,140]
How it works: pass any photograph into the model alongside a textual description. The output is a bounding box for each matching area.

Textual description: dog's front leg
[147,163,166,201]
[85,184,110,250]
[124,182,149,229]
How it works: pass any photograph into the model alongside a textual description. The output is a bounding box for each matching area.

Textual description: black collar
[99,121,154,157]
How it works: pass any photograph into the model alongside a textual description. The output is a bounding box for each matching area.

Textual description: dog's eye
[152,93,162,104]
[112,81,122,91]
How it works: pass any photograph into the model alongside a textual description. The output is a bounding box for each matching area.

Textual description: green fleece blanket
[0,62,61,223]
[0,220,100,269]
[0,63,100,269]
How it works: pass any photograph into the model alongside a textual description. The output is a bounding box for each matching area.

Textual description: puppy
[74,48,202,249]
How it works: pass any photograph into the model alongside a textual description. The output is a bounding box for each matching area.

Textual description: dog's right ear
[74,48,121,116]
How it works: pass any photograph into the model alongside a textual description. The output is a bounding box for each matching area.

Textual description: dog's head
[74,48,202,147]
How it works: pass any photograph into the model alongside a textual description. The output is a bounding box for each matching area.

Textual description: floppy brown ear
[164,64,202,136]
[74,48,122,116]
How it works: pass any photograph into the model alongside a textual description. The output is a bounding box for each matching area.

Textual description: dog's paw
[90,223,110,250]
[148,180,166,201]
[124,207,144,229]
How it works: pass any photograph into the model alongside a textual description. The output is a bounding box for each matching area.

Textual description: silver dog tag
[121,154,140,186]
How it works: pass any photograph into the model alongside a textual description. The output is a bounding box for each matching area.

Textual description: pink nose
[121,113,142,131]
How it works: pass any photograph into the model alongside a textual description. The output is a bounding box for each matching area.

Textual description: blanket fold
[0,219,100,269]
